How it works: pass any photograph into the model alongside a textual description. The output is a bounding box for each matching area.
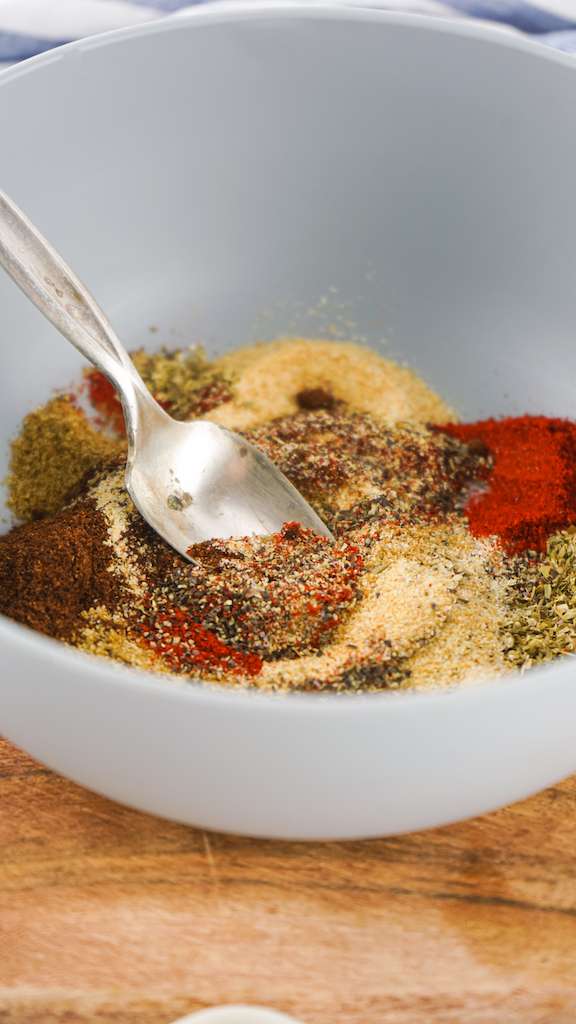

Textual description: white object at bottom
[171,1006,304,1024]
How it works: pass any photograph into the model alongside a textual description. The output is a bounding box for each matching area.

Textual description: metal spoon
[0,191,333,556]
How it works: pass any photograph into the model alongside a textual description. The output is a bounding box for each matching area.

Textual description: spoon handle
[0,189,164,441]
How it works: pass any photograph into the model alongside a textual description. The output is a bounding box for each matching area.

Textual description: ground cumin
[7,396,120,522]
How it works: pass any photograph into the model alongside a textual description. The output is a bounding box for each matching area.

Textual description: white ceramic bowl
[2,5,576,840]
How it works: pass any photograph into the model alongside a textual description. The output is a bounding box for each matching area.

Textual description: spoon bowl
[127,411,332,553]
[0,191,332,555]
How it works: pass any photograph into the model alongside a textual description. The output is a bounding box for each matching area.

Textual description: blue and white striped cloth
[0,1,575,68]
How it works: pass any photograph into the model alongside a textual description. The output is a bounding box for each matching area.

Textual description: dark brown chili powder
[0,500,123,640]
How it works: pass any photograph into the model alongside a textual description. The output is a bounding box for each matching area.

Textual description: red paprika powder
[135,605,263,677]
[438,416,576,554]
[86,369,126,435]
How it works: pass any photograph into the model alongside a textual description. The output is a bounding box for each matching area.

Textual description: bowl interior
[1,8,576,521]
[4,8,576,840]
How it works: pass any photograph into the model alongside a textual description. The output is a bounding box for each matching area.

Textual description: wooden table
[2,736,576,1024]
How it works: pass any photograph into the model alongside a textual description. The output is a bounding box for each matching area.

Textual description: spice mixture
[2,337,576,692]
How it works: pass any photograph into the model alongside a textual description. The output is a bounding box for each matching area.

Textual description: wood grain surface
[2,736,576,1024]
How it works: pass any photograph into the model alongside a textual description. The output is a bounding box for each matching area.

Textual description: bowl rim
[1,0,575,714]
[3,0,576,79]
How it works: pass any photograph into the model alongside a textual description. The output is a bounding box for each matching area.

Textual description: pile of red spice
[134,605,263,678]
[85,371,127,434]
[438,416,576,554]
